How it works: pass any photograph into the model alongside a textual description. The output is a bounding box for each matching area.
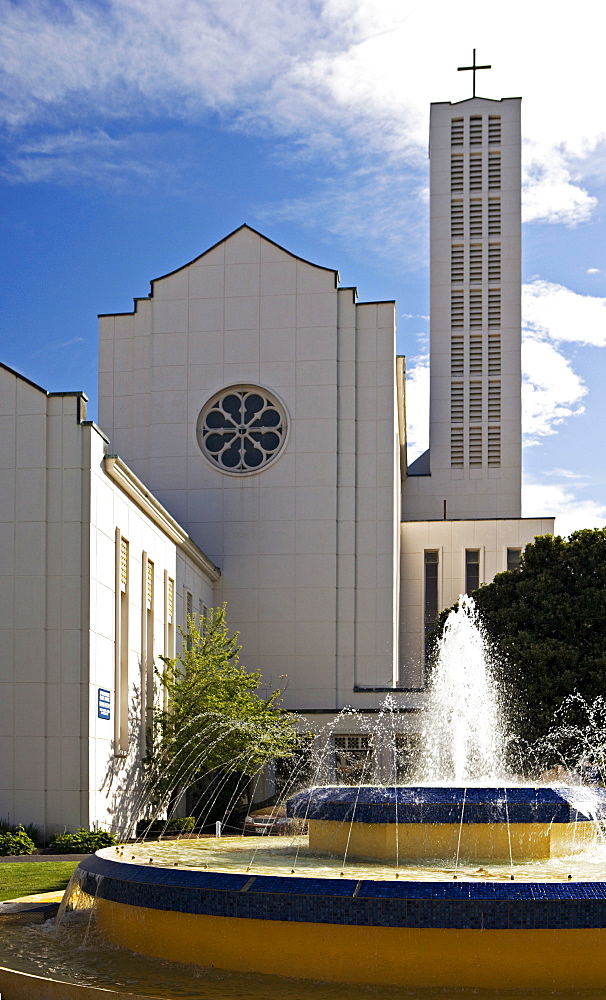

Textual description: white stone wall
[399,517,555,689]
[98,226,401,713]
[0,364,217,836]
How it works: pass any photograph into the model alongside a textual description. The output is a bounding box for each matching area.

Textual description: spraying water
[417,595,507,783]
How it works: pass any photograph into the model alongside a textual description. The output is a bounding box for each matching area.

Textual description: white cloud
[2,0,606,224]
[523,479,606,539]
[404,353,429,462]
[521,336,586,445]
[523,280,606,348]
[521,279,606,445]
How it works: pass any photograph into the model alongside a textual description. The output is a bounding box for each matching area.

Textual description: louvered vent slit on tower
[488,153,501,189]
[488,381,501,421]
[451,428,464,468]
[469,154,482,190]
[469,427,483,467]
[469,200,482,237]
[451,118,464,146]
[451,245,464,282]
[470,245,482,283]
[470,335,483,375]
[469,382,482,422]
[488,426,501,467]
[469,116,482,146]
[488,199,501,235]
[488,289,501,327]
[488,244,501,282]
[451,156,464,192]
[469,290,482,328]
[451,336,464,376]
[451,382,464,422]
[451,290,464,328]
[488,115,501,144]
[488,334,501,375]
[451,201,464,237]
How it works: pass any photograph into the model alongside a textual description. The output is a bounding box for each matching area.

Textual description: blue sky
[1,0,605,536]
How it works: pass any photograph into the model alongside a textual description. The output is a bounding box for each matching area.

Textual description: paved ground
[0,854,91,863]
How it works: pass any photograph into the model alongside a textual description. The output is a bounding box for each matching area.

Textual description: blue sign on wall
[98,688,111,720]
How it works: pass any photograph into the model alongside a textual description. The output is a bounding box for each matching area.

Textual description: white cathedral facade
[0,96,553,835]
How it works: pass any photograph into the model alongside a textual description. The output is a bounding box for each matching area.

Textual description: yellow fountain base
[309,818,597,861]
[95,898,606,990]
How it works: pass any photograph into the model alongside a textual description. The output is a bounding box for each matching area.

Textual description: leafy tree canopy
[146,605,298,810]
[435,529,606,746]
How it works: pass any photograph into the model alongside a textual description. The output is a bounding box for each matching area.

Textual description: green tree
[434,529,606,746]
[145,605,298,815]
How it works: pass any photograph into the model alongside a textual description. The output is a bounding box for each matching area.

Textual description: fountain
[6,596,606,993]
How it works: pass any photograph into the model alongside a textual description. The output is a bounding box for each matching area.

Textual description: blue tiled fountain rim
[78,853,606,930]
[286,785,606,825]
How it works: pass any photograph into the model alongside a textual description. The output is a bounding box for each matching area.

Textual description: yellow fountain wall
[95,898,606,989]
[308,818,596,861]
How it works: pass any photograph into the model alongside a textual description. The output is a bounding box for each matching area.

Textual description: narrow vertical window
[488,289,501,328]
[469,200,482,237]
[451,290,464,328]
[451,245,464,282]
[469,335,483,375]
[507,548,522,571]
[185,590,193,649]
[469,427,483,467]
[488,334,501,375]
[469,289,482,328]
[465,550,480,594]
[469,244,482,283]
[451,155,464,192]
[450,382,464,422]
[424,551,439,661]
[469,115,482,146]
[451,117,464,146]
[163,573,175,711]
[451,201,464,237]
[140,555,154,755]
[488,153,501,189]
[451,336,464,376]
[114,531,129,755]
[469,382,482,422]
[469,154,482,190]
[488,381,501,421]
[488,198,501,235]
[488,426,501,467]
[488,115,501,144]
[451,428,464,468]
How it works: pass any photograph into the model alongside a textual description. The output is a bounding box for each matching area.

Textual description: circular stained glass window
[197,385,287,474]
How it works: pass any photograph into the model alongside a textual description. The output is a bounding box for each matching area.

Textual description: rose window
[197,386,287,473]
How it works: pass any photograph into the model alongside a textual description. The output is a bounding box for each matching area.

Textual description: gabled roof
[99,224,340,318]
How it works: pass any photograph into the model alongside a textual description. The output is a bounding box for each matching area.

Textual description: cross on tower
[457,49,491,98]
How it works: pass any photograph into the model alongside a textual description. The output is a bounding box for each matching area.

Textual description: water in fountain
[416,595,507,784]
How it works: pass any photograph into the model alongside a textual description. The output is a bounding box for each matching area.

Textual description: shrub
[49,829,117,854]
[0,829,36,856]
[136,816,196,837]
[0,819,41,846]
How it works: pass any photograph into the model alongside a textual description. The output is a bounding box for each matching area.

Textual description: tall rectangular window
[469,115,482,145]
[451,201,464,237]
[163,573,175,711]
[465,550,480,594]
[469,154,482,190]
[451,117,464,146]
[114,530,129,755]
[507,548,522,571]
[424,551,439,662]
[140,555,154,755]
[469,200,482,237]
[451,155,464,191]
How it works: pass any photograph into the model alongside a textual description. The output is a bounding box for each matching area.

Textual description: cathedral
[0,95,553,835]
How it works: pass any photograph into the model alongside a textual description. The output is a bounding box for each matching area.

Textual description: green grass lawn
[0,862,79,902]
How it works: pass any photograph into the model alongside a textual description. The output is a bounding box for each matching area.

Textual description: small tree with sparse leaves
[145,604,298,815]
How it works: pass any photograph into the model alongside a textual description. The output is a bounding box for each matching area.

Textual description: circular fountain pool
[66,781,606,991]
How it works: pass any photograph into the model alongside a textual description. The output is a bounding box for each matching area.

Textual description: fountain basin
[72,848,606,990]
[287,785,606,861]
